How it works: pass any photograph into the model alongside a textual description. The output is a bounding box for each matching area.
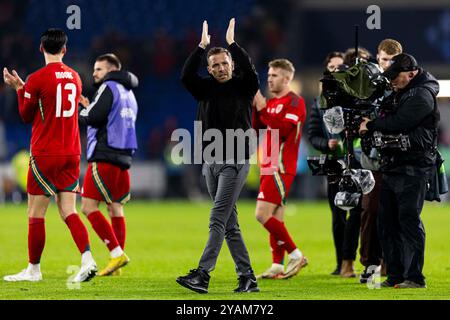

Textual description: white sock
[27,263,41,273]
[288,249,303,260]
[110,246,124,259]
[272,263,284,271]
[81,250,95,265]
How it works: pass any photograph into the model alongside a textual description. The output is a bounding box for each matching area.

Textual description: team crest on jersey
[275,104,284,114]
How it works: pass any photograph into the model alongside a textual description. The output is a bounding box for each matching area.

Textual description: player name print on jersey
[55,71,74,79]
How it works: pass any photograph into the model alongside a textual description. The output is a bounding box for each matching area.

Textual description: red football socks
[111,216,126,250]
[28,217,46,264]
[87,211,120,251]
[65,213,91,253]
[270,233,285,264]
[264,217,297,254]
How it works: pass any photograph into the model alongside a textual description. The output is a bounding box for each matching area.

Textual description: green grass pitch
[1,200,449,300]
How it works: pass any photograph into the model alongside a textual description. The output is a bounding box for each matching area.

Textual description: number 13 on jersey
[56,82,77,118]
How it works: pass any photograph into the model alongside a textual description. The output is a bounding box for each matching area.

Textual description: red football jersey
[253,91,306,175]
[17,62,82,156]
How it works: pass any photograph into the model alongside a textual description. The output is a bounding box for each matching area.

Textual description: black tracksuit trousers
[377,173,427,285]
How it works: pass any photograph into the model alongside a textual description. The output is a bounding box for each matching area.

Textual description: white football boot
[4,264,43,282]
[72,252,97,283]
[256,264,284,280]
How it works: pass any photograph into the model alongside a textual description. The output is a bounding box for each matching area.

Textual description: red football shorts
[27,155,80,196]
[82,162,130,204]
[257,172,296,206]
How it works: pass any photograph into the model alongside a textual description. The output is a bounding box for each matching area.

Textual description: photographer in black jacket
[359,53,440,288]
[176,18,260,294]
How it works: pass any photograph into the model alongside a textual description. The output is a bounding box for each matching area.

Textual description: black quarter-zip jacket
[181,42,259,162]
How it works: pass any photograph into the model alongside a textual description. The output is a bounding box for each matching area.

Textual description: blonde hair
[378,39,403,55]
[268,59,295,81]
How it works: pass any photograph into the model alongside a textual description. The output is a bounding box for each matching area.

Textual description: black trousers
[327,178,361,268]
[377,173,427,285]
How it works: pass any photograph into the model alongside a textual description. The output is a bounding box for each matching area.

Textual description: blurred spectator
[0,118,6,161]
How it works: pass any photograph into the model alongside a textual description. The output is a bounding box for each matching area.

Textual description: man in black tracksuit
[79,69,138,169]
[176,19,260,294]
[78,54,138,276]
[360,53,440,288]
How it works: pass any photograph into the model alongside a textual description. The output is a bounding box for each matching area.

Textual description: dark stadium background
[1,0,449,202]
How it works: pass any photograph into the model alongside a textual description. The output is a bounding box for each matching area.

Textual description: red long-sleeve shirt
[253,91,306,175]
[17,62,82,156]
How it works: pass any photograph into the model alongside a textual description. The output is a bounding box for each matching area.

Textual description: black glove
[360,133,373,155]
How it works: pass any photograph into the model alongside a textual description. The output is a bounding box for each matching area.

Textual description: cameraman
[308,51,362,278]
[359,53,440,289]
[359,39,403,284]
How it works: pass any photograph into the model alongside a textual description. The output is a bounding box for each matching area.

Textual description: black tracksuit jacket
[180,43,259,162]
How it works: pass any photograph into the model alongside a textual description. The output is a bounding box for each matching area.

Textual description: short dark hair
[343,47,372,67]
[40,28,68,55]
[344,47,372,67]
[96,53,122,70]
[323,51,344,68]
[207,47,232,62]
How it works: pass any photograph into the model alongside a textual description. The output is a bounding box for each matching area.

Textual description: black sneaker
[394,280,427,289]
[234,275,260,293]
[381,279,402,288]
[330,267,341,276]
[176,269,210,294]
[359,266,380,284]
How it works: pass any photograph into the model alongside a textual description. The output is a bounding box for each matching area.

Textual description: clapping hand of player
[79,95,90,108]
[226,18,236,45]
[199,20,211,49]
[253,90,267,111]
[3,67,25,91]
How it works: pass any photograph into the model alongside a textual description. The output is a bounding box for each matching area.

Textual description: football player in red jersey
[3,29,97,282]
[253,59,308,280]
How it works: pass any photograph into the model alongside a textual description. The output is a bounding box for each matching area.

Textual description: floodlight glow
[437,80,450,98]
